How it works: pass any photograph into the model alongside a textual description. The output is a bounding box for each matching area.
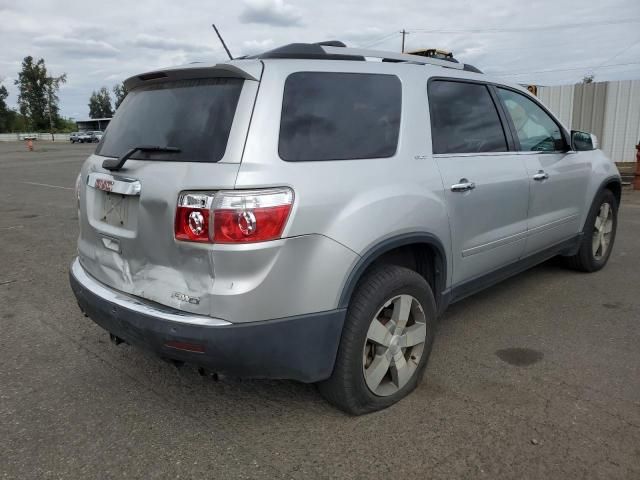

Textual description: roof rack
[323,46,464,70]
[251,42,482,73]
[407,48,456,62]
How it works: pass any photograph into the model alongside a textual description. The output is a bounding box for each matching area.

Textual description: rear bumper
[69,258,345,382]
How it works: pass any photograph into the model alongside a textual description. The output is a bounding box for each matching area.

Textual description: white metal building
[537,80,640,163]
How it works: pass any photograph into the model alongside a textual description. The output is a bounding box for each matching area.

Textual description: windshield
[96,77,244,162]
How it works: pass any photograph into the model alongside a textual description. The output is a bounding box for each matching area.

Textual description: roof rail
[251,42,483,72]
[315,40,347,47]
[251,43,365,61]
[321,46,464,70]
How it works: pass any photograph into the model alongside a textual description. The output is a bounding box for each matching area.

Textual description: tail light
[175,192,215,242]
[174,188,294,244]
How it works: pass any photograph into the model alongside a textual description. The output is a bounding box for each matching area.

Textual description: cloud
[239,0,303,27]
[241,39,274,55]
[340,27,385,44]
[132,34,215,53]
[33,35,119,58]
[2,0,640,120]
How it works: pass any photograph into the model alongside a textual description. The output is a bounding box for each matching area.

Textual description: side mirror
[571,130,598,151]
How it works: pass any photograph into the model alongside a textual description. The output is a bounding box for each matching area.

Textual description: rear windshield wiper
[102,145,181,171]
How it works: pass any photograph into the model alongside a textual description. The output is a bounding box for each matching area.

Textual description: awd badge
[172,292,200,305]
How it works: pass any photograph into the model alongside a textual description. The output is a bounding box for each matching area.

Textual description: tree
[45,73,67,137]
[113,82,128,110]
[88,86,113,118]
[0,84,9,132]
[55,116,78,132]
[14,56,66,131]
[582,74,594,84]
[0,81,30,133]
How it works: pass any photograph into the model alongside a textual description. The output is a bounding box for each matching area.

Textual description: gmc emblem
[95,178,114,192]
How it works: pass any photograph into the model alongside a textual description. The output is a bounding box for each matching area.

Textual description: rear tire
[565,189,618,272]
[318,265,436,415]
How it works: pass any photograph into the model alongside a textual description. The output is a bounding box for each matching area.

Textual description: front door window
[496,88,565,152]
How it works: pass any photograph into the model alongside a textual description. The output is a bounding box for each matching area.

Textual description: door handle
[533,170,549,181]
[451,179,476,192]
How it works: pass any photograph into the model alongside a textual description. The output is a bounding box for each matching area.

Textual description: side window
[279,72,401,161]
[496,88,565,152]
[428,80,508,154]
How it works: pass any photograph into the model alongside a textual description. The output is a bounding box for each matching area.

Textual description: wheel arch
[601,176,622,206]
[584,175,621,226]
[338,233,448,314]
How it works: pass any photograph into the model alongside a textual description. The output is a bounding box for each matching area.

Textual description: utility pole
[47,88,54,141]
[400,29,409,53]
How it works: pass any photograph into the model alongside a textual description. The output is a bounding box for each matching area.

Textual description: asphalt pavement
[1,141,639,479]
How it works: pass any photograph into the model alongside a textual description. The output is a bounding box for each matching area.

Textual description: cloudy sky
[1,0,639,119]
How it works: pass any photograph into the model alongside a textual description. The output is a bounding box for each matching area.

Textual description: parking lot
[0,141,639,479]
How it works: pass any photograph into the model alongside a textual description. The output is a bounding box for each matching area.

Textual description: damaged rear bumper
[69,258,346,382]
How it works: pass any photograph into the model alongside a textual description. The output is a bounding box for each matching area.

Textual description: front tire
[318,265,436,415]
[565,189,618,272]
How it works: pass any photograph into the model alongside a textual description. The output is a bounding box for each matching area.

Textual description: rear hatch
[76,61,262,317]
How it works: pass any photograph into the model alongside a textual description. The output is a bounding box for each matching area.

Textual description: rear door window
[428,80,508,154]
[279,72,401,161]
[97,78,243,162]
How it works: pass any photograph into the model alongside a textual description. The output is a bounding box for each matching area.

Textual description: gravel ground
[1,141,639,479]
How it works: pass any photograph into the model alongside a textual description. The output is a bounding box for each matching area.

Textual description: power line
[408,17,640,34]
[361,31,400,48]
[489,62,640,77]
[590,38,640,73]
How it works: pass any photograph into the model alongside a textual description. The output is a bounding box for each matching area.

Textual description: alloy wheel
[362,294,427,397]
[592,202,613,260]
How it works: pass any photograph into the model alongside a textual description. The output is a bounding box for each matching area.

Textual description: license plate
[101,192,129,227]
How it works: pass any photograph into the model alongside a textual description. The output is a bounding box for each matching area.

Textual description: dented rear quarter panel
[76,76,260,320]
[77,157,242,317]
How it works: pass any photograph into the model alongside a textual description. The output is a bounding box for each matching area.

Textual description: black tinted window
[428,80,507,154]
[97,78,243,162]
[279,72,401,161]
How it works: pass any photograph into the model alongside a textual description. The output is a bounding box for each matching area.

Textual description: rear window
[97,78,243,162]
[279,72,401,161]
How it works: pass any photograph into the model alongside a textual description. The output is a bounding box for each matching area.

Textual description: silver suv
[90,131,104,143]
[77,131,94,143]
[70,42,621,414]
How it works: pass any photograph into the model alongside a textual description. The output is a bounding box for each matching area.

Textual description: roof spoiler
[124,63,262,91]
